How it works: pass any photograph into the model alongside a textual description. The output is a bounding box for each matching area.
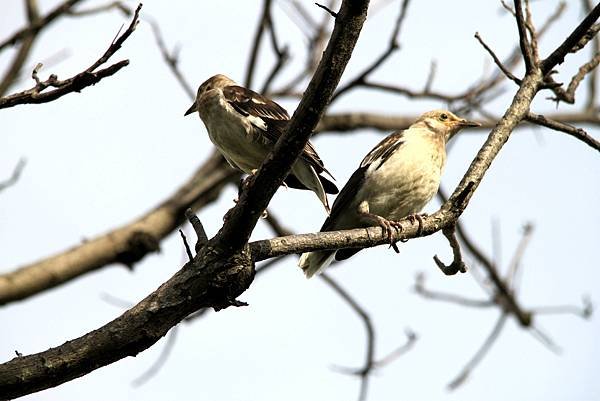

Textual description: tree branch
[0,0,41,97]
[541,2,600,74]
[0,0,85,52]
[0,152,237,306]
[0,158,27,193]
[525,112,600,152]
[0,3,142,109]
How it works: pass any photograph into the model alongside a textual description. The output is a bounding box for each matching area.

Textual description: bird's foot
[407,213,427,236]
[372,215,403,245]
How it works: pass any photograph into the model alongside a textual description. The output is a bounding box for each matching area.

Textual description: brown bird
[185,74,338,213]
[299,110,480,277]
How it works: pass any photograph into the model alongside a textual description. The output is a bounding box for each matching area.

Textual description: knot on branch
[196,244,255,311]
[116,230,160,269]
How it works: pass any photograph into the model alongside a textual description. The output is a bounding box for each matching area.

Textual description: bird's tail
[298,250,336,278]
[292,162,330,213]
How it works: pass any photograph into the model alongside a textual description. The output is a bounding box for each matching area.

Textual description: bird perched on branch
[185,74,338,213]
[299,110,480,278]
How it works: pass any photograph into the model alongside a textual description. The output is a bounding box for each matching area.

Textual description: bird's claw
[378,217,403,246]
[407,213,427,236]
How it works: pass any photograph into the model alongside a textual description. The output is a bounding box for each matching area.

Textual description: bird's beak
[457,118,481,128]
[184,101,198,116]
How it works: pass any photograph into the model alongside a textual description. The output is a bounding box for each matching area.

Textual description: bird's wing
[321,131,405,230]
[223,84,335,180]
[359,130,405,170]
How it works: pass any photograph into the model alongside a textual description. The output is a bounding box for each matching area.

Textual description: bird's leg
[407,213,427,236]
[357,201,401,245]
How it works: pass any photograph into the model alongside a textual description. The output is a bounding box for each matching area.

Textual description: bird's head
[415,109,481,141]
[184,74,235,116]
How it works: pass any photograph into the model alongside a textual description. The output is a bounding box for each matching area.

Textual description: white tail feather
[292,162,330,214]
[298,251,336,278]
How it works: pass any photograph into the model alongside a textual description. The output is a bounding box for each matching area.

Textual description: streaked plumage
[185,74,338,213]
[299,110,480,278]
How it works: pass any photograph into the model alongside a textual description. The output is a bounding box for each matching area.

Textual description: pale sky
[1,1,599,400]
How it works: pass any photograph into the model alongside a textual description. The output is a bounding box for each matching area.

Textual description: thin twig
[179,230,193,261]
[413,273,494,308]
[447,313,508,390]
[185,209,209,252]
[0,0,85,52]
[244,0,272,88]
[505,223,534,291]
[541,2,600,73]
[315,2,337,18]
[131,327,179,387]
[320,273,375,401]
[474,32,522,85]
[0,4,142,109]
[330,0,411,103]
[433,226,468,275]
[525,112,600,152]
[0,159,27,193]
[147,17,195,100]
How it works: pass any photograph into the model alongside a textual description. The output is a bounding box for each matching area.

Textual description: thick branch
[0,152,237,306]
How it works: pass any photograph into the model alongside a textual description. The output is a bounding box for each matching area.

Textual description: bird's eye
[440,113,448,121]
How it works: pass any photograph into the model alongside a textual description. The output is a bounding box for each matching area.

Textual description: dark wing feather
[223,85,290,122]
[359,131,405,170]
[321,165,367,231]
[223,84,337,191]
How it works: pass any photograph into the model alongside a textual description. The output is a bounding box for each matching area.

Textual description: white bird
[185,74,338,213]
[298,110,480,278]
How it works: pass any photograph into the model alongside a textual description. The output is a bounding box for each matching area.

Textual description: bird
[185,74,338,213]
[298,109,480,278]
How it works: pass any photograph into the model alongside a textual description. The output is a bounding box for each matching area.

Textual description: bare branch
[330,0,411,102]
[0,152,238,306]
[244,0,272,88]
[147,17,195,100]
[66,1,132,17]
[525,112,600,152]
[320,273,374,401]
[260,7,290,94]
[474,32,522,85]
[513,0,535,72]
[131,327,179,387]
[541,2,600,73]
[178,230,193,262]
[433,226,468,276]
[505,223,534,290]
[185,209,209,253]
[530,296,593,319]
[547,52,600,105]
[315,2,338,18]
[0,0,85,52]
[448,313,508,390]
[0,4,142,109]
[0,0,40,97]
[0,158,26,193]
[413,273,494,308]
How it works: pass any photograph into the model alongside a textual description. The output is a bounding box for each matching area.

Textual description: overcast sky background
[1,1,599,400]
